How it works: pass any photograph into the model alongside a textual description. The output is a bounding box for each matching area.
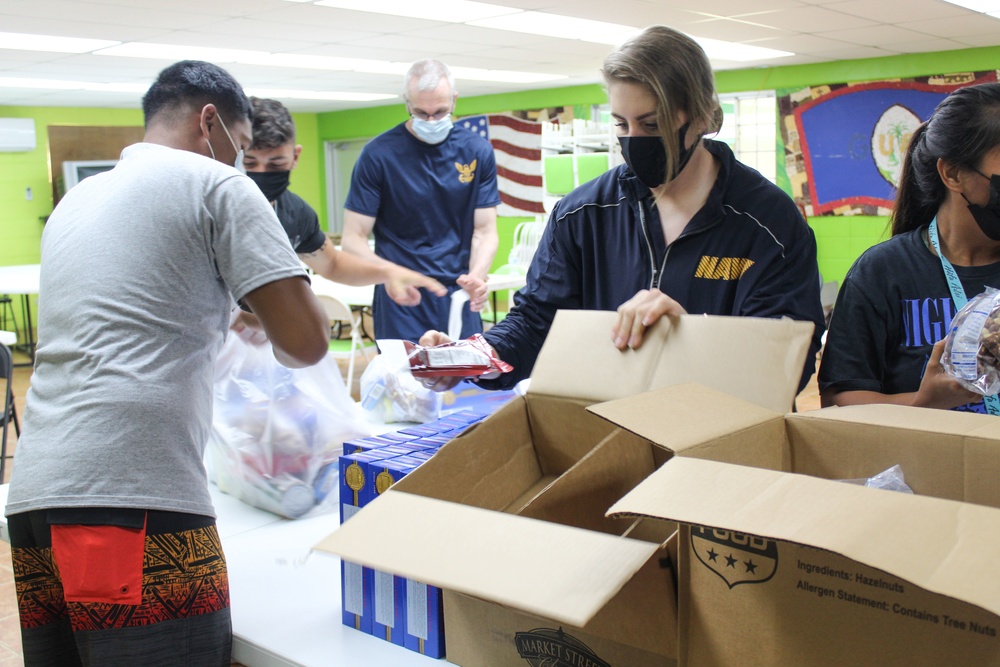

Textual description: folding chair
[0,338,19,482]
[316,294,375,393]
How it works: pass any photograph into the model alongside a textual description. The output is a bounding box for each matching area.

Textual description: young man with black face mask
[243,97,446,310]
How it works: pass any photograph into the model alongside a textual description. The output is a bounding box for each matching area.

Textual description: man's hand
[612,288,688,351]
[457,274,488,312]
[416,330,463,392]
[385,266,447,307]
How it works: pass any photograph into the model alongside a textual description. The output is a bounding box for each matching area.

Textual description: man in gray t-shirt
[5,60,330,666]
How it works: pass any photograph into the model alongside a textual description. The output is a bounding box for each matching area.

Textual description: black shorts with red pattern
[9,508,231,667]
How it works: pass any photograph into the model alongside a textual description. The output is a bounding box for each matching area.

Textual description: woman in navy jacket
[423,25,825,392]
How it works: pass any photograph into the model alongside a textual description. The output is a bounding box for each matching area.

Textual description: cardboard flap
[315,490,660,628]
[647,315,812,413]
[529,310,667,402]
[587,384,780,454]
[608,457,1000,617]
[529,311,813,413]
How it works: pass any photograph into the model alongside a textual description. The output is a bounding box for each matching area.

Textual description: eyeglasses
[409,108,452,122]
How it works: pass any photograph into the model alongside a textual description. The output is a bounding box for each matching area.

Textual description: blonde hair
[601,26,723,182]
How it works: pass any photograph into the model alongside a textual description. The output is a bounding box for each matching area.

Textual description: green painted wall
[0,107,143,266]
[0,107,324,263]
[4,45,1000,289]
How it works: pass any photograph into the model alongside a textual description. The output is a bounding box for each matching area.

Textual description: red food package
[403,334,513,379]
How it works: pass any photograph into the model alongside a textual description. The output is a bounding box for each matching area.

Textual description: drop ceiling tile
[804,44,904,60]
[954,32,1000,47]
[685,17,791,41]
[539,2,707,28]
[818,0,969,23]
[746,33,860,55]
[890,37,975,54]
[817,23,962,46]
[249,5,440,32]
[338,33,483,56]
[398,24,555,48]
[738,5,879,31]
[1,0,209,30]
[898,14,1000,39]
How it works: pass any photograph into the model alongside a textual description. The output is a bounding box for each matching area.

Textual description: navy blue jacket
[482,139,825,391]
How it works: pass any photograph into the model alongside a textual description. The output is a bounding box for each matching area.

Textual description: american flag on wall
[458,114,545,216]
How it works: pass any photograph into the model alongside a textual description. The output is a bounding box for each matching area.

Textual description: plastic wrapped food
[402,333,513,379]
[942,287,1000,395]
[206,334,374,518]
[839,464,914,494]
[360,350,442,424]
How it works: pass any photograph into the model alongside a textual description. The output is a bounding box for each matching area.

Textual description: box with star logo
[315,310,815,667]
[605,385,1000,666]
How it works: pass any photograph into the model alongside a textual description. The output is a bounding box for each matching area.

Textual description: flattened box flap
[608,456,1000,618]
[529,311,813,414]
[315,490,660,628]
[587,384,781,454]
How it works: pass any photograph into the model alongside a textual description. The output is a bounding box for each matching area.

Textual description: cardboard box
[602,387,1000,666]
[316,311,814,667]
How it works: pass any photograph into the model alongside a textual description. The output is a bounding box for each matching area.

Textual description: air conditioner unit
[0,118,36,152]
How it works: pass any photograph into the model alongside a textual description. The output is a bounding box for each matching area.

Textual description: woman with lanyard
[819,82,1000,414]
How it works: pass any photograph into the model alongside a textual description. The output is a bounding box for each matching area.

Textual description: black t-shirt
[273,190,326,254]
[819,226,1000,413]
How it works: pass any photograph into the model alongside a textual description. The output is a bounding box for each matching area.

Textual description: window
[717,92,777,183]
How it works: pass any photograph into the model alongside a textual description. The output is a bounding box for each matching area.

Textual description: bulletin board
[779,70,999,217]
[48,125,144,204]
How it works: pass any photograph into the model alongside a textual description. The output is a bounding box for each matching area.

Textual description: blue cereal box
[338,449,397,635]
[369,457,416,646]
[404,579,445,658]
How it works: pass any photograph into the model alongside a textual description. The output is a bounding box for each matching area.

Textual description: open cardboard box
[316,310,814,667]
[602,386,1000,666]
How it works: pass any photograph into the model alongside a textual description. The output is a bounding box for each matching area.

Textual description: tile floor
[0,344,822,665]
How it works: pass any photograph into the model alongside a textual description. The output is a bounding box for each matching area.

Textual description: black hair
[249,97,296,150]
[141,60,252,129]
[892,82,1000,236]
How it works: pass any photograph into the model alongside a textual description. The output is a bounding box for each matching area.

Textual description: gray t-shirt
[6,143,307,518]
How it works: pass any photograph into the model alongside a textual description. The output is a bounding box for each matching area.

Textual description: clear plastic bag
[359,348,442,424]
[206,334,374,518]
[839,464,913,494]
[942,287,1000,395]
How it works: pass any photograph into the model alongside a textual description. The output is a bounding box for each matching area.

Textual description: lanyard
[928,216,1000,415]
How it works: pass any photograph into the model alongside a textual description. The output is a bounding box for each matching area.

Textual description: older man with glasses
[341,59,500,343]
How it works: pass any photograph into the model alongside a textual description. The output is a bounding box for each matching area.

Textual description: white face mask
[410,114,453,145]
[206,112,245,171]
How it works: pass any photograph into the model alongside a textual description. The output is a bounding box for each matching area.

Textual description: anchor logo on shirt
[455,159,477,184]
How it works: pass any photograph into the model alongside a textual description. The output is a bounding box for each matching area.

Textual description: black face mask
[247,170,291,202]
[618,122,696,190]
[963,171,1000,241]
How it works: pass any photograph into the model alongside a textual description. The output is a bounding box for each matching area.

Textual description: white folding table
[0,483,446,667]
[0,264,40,365]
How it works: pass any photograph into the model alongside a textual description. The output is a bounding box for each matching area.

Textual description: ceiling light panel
[694,36,794,61]
[313,0,520,22]
[0,32,121,53]
[244,87,398,101]
[94,43,269,63]
[943,0,1000,11]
